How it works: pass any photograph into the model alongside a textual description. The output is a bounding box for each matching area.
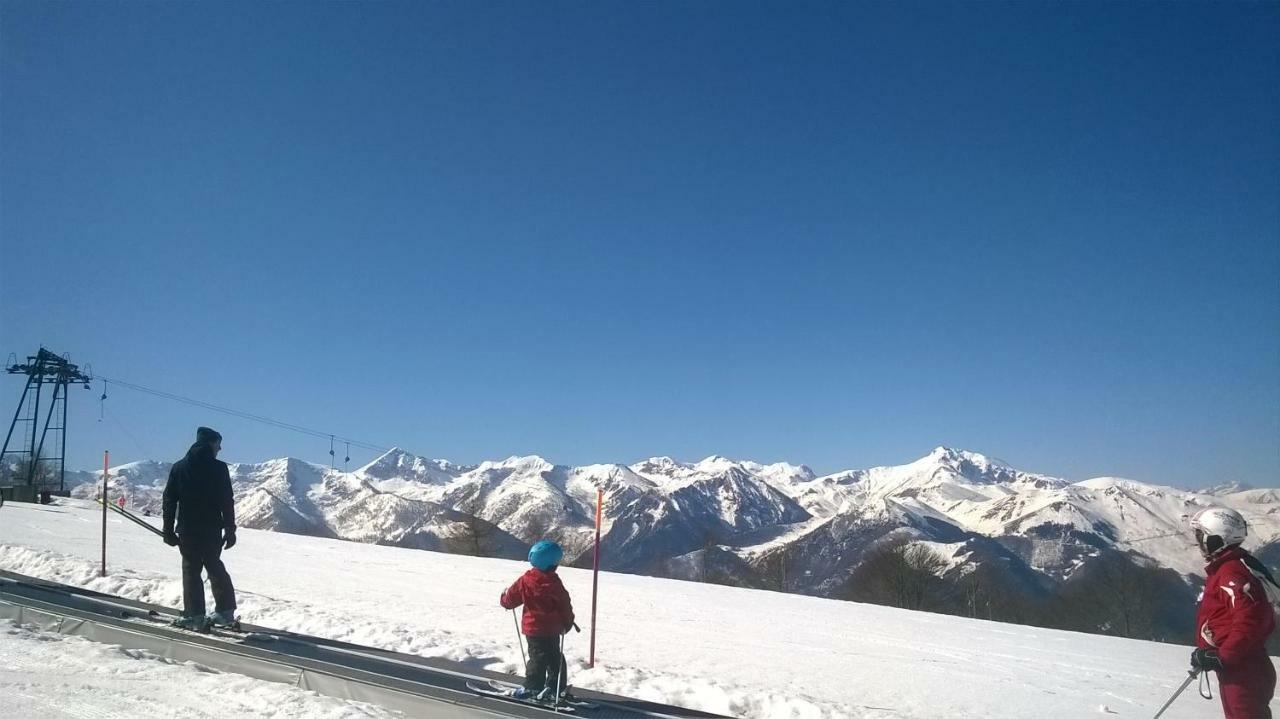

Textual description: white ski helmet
[1191,506,1248,559]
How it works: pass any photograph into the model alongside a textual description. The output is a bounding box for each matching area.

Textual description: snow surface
[3,498,1275,719]
[0,618,397,719]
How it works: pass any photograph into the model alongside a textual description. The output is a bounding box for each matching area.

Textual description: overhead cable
[94,376,389,453]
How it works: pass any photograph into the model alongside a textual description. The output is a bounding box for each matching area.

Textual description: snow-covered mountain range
[69,447,1279,595]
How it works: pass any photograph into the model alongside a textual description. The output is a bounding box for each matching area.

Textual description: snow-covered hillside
[70,447,1279,594]
[3,498,1273,719]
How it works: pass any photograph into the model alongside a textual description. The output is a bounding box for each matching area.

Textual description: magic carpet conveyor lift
[0,570,730,719]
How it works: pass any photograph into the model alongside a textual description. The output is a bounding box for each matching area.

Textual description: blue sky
[1,1,1276,487]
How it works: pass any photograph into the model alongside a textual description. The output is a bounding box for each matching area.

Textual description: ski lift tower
[0,348,93,498]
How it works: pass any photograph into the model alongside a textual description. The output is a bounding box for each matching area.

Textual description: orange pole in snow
[100,450,109,577]
[589,488,602,668]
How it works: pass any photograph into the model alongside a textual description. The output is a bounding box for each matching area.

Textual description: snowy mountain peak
[694,455,741,472]
[573,464,657,491]
[357,447,416,473]
[921,447,1010,472]
[357,448,461,484]
[1198,481,1254,496]
[901,447,1058,491]
[106,460,173,484]
[489,455,556,473]
[239,456,329,476]
[741,460,817,487]
[928,446,964,460]
[630,457,691,477]
[110,460,169,474]
[1073,476,1149,491]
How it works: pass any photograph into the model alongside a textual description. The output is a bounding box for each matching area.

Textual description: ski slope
[2,498,1274,719]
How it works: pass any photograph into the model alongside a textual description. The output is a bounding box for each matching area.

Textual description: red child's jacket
[501,567,575,637]
[1196,546,1276,666]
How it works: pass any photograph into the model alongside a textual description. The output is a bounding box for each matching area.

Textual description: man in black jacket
[162,426,238,630]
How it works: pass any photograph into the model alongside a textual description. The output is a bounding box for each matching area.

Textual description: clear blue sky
[2,1,1276,488]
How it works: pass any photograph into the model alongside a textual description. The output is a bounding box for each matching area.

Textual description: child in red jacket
[1190,507,1277,719]
[501,540,575,701]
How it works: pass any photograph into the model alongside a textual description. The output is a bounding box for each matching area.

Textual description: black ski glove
[223,529,237,550]
[1191,648,1223,672]
[163,528,179,547]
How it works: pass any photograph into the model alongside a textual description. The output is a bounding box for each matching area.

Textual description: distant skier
[162,426,238,630]
[500,539,576,702]
[1189,506,1277,719]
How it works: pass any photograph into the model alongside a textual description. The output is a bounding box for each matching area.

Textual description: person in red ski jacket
[1190,507,1277,719]
[500,539,575,701]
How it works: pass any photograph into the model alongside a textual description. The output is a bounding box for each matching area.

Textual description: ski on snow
[466,679,599,712]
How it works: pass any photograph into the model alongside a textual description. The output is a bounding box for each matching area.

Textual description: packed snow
[3,498,1274,719]
[0,618,398,719]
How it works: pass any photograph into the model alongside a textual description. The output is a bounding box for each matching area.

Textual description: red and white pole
[100,450,109,577]
[589,487,602,668]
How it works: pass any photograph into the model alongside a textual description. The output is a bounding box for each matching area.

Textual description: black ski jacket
[162,443,236,536]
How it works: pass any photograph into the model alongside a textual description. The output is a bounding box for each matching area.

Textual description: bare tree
[845,540,948,611]
[448,513,499,557]
[757,550,789,592]
[1056,552,1177,640]
[959,569,986,619]
[894,544,948,609]
[0,457,56,489]
[699,527,724,581]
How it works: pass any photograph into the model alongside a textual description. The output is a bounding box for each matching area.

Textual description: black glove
[1191,648,1223,672]
[163,529,179,547]
[223,529,236,550]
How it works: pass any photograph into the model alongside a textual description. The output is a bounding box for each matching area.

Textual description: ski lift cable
[94,375,390,454]
[104,405,157,460]
[1124,530,1191,544]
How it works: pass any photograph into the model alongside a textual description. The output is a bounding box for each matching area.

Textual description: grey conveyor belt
[0,570,731,719]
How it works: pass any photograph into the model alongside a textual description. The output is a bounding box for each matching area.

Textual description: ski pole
[1152,668,1200,719]
[511,610,526,667]
[553,632,565,712]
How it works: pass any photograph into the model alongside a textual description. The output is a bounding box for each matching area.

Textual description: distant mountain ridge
[68,447,1279,597]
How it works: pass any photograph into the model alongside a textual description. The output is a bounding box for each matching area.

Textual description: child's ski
[465,680,576,712]
[466,679,599,711]
[486,679,598,709]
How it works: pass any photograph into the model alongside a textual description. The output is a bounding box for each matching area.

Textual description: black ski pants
[523,635,567,695]
[179,530,236,617]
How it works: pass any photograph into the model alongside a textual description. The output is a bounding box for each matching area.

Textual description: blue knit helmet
[528,540,564,571]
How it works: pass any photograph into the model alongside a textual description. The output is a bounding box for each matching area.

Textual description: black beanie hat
[196,426,223,446]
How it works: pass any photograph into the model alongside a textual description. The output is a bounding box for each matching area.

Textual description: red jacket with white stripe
[1195,546,1275,668]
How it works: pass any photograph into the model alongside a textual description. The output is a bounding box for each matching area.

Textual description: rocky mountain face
[72,447,1278,601]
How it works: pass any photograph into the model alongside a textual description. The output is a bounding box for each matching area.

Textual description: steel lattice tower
[1,348,93,493]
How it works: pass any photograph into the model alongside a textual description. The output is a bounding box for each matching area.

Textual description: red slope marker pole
[589,487,602,668]
[100,450,109,577]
